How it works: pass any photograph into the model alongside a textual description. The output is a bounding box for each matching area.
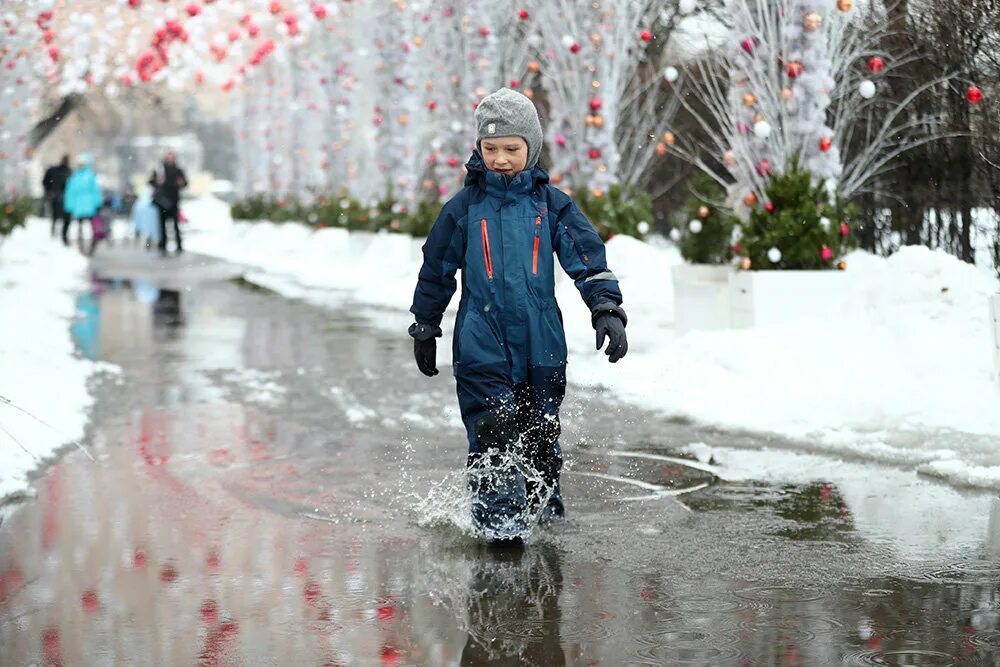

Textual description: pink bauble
[556,134,566,147]
[821,245,834,261]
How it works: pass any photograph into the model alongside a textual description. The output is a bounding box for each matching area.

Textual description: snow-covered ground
[184,195,1000,490]
[0,222,112,500]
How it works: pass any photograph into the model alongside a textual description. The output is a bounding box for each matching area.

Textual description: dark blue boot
[468,414,527,541]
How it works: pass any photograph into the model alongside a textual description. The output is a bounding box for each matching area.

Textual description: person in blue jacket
[409,87,628,543]
[64,153,106,254]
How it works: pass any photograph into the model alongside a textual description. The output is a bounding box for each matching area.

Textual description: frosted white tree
[0,9,46,197]
[666,0,953,213]
[525,0,666,193]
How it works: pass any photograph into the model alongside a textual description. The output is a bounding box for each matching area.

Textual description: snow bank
[185,196,1000,490]
[0,222,111,500]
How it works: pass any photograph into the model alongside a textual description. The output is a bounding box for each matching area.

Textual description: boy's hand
[408,322,442,377]
[591,304,628,363]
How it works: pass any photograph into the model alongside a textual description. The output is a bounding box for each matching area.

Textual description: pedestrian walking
[130,186,162,248]
[150,152,188,255]
[42,155,72,242]
[408,88,629,544]
[64,153,107,256]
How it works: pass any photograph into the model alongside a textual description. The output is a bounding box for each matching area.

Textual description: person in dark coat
[150,152,188,255]
[408,88,629,544]
[42,155,72,242]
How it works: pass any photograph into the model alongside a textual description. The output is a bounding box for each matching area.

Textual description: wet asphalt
[2,246,1000,666]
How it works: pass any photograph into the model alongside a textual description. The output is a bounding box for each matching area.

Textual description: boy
[409,87,628,543]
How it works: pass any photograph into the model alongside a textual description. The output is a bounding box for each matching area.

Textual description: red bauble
[640,30,652,42]
[312,4,328,20]
[819,137,833,152]
[185,3,200,17]
[47,46,59,62]
[570,42,581,53]
[589,98,602,112]
[764,202,775,213]
[839,222,850,237]
[478,26,490,37]
[518,8,529,20]
[588,148,601,160]
[785,61,804,79]
[427,100,437,110]
[867,56,885,73]
[269,1,283,15]
[821,245,834,261]
[755,158,772,177]
[732,243,742,254]
[509,79,519,88]
[967,86,983,104]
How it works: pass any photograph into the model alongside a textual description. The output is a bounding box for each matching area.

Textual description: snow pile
[0,222,110,500]
[185,196,1000,489]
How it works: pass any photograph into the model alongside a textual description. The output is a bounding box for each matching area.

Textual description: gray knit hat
[475,87,543,169]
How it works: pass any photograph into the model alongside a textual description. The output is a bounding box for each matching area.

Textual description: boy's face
[481,136,528,176]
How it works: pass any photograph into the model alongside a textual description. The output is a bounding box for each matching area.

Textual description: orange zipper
[481,218,493,280]
[532,216,541,275]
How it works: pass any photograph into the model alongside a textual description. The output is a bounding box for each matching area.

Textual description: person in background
[64,153,107,256]
[150,151,188,255]
[42,155,72,242]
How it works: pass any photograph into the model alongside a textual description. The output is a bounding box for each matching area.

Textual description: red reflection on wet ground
[42,465,63,550]
[380,644,401,666]
[199,619,240,667]
[81,589,99,613]
[160,563,179,584]
[201,599,219,625]
[376,600,396,622]
[42,626,62,667]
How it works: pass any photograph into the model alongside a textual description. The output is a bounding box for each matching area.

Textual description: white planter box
[729,270,846,329]
[672,264,733,333]
[990,294,1000,381]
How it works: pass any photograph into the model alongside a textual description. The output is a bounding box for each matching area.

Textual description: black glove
[591,303,628,363]
[408,322,442,377]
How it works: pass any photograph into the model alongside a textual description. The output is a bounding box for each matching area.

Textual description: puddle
[2,251,999,664]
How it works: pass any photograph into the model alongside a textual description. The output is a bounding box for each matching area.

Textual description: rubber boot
[468,413,527,542]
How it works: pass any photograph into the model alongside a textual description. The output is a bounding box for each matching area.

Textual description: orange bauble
[743,192,758,207]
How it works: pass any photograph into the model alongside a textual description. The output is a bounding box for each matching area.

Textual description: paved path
[1,248,998,666]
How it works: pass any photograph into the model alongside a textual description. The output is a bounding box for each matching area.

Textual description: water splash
[412,448,558,542]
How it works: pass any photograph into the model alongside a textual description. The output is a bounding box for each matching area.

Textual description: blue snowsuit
[411,151,623,533]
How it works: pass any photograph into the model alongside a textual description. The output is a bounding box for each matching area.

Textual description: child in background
[131,185,162,249]
[408,88,629,544]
